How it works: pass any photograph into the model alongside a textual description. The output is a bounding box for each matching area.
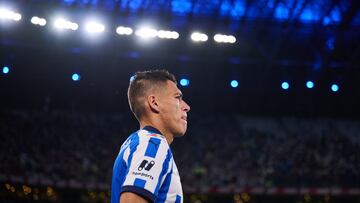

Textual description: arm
[120,192,149,203]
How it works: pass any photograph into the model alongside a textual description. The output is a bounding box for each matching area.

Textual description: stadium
[1,0,360,202]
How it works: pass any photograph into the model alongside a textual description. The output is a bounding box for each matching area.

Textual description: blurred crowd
[1,109,360,191]
[177,114,360,190]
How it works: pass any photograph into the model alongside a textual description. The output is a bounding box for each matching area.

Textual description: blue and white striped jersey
[111,126,183,203]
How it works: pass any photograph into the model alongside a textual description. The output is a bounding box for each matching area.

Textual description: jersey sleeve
[121,136,172,202]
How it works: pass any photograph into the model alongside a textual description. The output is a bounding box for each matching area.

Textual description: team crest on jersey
[138,160,155,171]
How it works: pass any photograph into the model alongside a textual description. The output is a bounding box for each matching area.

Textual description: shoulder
[123,130,171,159]
[137,130,169,148]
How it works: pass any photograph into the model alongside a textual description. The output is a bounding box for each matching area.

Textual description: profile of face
[156,80,190,137]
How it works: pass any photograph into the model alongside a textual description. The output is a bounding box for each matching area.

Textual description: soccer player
[111,70,190,203]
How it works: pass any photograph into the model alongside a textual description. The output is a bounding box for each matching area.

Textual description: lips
[181,116,187,122]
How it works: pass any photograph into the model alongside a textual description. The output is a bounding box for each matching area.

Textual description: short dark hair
[127,69,177,120]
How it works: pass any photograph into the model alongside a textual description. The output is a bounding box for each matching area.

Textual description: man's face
[158,80,190,137]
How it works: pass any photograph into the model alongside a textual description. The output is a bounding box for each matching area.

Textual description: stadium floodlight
[214,34,224,43]
[116,26,133,35]
[157,30,179,39]
[0,8,22,21]
[72,73,81,81]
[54,18,78,31]
[306,81,314,89]
[228,36,236,43]
[85,21,105,33]
[31,16,47,26]
[230,80,239,88]
[171,31,179,39]
[135,27,158,39]
[214,34,236,43]
[2,66,9,74]
[281,81,289,90]
[191,32,208,42]
[331,84,339,92]
[180,78,190,87]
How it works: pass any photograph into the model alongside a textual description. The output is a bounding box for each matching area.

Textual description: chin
[174,128,187,137]
[174,133,186,138]
[174,129,186,137]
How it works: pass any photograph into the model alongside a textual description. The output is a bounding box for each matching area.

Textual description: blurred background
[1,0,360,202]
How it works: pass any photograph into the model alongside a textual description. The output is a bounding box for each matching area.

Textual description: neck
[140,121,174,145]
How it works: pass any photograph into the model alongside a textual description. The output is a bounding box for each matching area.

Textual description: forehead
[165,80,182,95]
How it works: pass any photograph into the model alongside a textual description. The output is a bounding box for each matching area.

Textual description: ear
[147,95,160,113]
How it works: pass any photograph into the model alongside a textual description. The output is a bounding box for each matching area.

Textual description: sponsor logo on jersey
[138,160,155,171]
[132,171,154,180]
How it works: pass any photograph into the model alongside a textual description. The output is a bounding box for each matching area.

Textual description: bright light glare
[281,82,290,90]
[116,26,133,35]
[54,18,78,30]
[85,21,105,33]
[180,78,190,86]
[2,66,9,74]
[191,32,208,42]
[157,30,179,39]
[306,81,314,89]
[31,16,47,26]
[135,27,158,38]
[214,34,236,43]
[331,84,339,92]
[72,73,81,81]
[133,27,179,40]
[0,8,22,21]
[230,80,239,88]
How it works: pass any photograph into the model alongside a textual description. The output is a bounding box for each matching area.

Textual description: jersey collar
[143,126,163,135]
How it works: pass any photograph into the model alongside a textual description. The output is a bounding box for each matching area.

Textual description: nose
[182,100,190,112]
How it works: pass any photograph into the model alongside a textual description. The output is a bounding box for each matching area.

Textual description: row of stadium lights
[2,66,338,92]
[280,81,339,92]
[0,8,236,43]
[0,8,339,92]
[68,73,341,92]
[229,80,339,92]
[129,75,339,92]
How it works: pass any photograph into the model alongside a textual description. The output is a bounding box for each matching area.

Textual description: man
[111,70,190,203]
